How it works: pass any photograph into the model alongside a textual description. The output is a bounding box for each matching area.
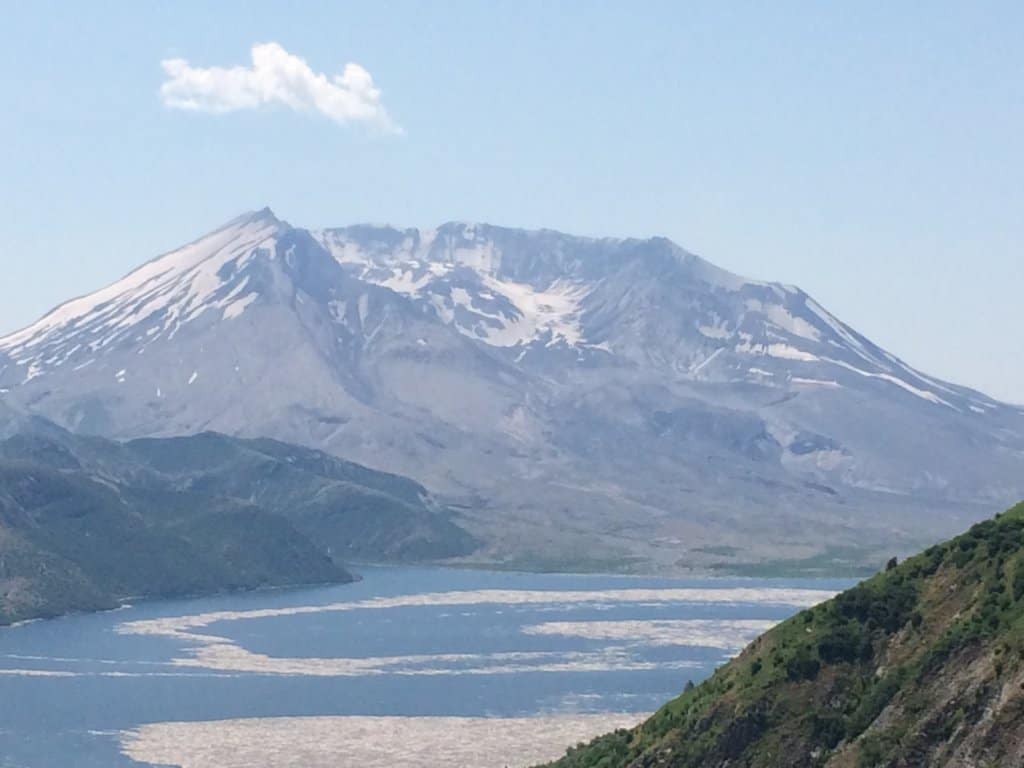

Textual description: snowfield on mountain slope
[310,220,1002,412]
[0,212,283,378]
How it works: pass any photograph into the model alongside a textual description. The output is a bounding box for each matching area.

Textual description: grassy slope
[545,501,1024,768]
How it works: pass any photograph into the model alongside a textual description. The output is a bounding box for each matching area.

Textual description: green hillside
[543,501,1024,768]
[0,416,478,625]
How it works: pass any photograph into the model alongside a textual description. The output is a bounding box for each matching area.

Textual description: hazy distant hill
[0,412,476,624]
[1,210,1022,571]
[543,500,1024,767]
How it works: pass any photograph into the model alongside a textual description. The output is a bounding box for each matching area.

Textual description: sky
[1,1,1021,402]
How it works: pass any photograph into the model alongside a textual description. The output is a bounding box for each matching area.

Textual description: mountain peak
[250,206,282,224]
[0,208,289,362]
[223,206,285,230]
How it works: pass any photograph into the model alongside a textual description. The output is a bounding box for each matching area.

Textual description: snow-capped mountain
[315,221,1005,414]
[2,209,1021,571]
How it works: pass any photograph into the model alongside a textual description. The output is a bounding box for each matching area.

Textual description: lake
[0,566,849,768]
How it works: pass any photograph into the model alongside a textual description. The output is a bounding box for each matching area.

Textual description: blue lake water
[0,566,851,768]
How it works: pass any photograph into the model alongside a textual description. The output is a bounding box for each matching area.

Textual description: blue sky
[2,1,1021,401]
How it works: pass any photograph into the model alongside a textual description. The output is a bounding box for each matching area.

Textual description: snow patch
[691,347,723,375]
[698,323,731,340]
[222,292,258,320]
[824,358,955,409]
[791,377,840,388]
[477,277,587,348]
[746,300,821,341]
[736,340,819,362]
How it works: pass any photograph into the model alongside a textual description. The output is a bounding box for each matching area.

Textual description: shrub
[818,621,872,664]
[811,714,845,749]
[785,648,821,681]
[1013,567,1024,601]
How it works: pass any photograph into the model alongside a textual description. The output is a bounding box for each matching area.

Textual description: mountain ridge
[1,210,1021,572]
[0,409,476,624]
[3,208,1011,416]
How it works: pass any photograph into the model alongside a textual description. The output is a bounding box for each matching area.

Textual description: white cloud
[160,42,401,134]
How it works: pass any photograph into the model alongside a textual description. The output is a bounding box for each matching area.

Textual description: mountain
[1,209,1022,571]
[0,412,475,624]
[542,500,1024,767]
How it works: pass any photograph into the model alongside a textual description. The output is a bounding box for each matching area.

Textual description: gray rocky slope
[2,209,1021,571]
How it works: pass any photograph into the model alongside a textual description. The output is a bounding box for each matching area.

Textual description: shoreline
[1,558,864,631]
